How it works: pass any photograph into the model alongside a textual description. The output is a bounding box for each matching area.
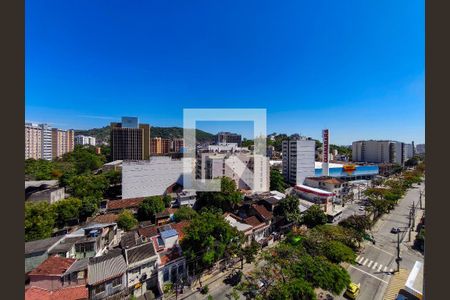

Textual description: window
[163,268,170,282]
[111,277,122,288]
[178,264,184,276]
[95,284,105,294]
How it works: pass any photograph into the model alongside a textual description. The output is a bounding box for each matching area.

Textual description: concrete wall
[122,157,186,198]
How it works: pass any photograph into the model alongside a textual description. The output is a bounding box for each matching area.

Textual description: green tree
[25,201,56,242]
[137,196,165,222]
[79,196,99,221]
[301,205,327,228]
[241,239,260,264]
[274,195,301,223]
[323,240,356,264]
[181,210,242,271]
[53,197,82,228]
[270,169,287,193]
[66,174,109,199]
[269,279,316,300]
[117,209,138,231]
[173,206,197,222]
[339,215,372,236]
[162,195,172,208]
[196,177,243,212]
[62,145,105,174]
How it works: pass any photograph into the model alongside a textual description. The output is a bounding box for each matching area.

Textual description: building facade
[111,117,150,161]
[282,139,316,185]
[171,138,184,153]
[352,140,414,165]
[75,135,96,146]
[52,128,75,159]
[122,157,192,198]
[25,123,53,160]
[151,137,171,155]
[197,152,269,192]
[215,132,242,145]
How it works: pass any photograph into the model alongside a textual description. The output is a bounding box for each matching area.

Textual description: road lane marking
[372,262,378,270]
[356,255,361,261]
[384,266,388,272]
[358,257,365,264]
[378,264,383,272]
[348,265,389,284]
[368,244,395,257]
[362,258,369,266]
[367,261,373,268]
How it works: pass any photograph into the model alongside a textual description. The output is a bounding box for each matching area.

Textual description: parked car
[391,227,400,234]
[345,282,360,299]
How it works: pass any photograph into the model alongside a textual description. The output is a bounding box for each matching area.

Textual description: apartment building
[75,135,96,146]
[151,137,171,155]
[52,128,75,158]
[110,117,150,161]
[171,138,184,153]
[25,123,53,160]
[197,151,269,192]
[352,140,413,165]
[282,138,316,186]
[215,131,242,146]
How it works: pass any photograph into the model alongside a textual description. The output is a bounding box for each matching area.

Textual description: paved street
[337,183,425,300]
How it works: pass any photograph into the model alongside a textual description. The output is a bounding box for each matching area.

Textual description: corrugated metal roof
[87,249,127,285]
[160,229,178,239]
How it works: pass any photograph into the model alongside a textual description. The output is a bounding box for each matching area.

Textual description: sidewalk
[383,268,409,300]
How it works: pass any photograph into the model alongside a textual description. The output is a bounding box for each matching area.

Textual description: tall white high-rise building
[282,138,315,185]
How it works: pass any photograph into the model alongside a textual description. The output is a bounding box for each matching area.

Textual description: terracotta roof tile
[244,216,263,228]
[25,286,88,300]
[28,256,76,276]
[252,204,273,220]
[90,213,119,224]
[107,197,145,211]
[138,225,159,238]
[171,221,190,241]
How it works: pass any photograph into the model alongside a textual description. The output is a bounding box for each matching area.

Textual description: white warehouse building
[122,157,194,198]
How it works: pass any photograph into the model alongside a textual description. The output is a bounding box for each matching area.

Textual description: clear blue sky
[25,0,424,145]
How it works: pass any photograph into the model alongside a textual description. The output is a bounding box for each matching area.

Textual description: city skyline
[26,0,424,144]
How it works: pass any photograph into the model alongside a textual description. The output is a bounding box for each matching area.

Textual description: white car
[358,206,365,211]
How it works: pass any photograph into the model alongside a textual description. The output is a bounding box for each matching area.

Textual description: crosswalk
[355,255,394,273]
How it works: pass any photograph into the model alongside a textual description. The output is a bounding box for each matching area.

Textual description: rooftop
[88,249,127,285]
[294,184,335,197]
[25,285,88,300]
[224,213,253,232]
[28,256,76,276]
[125,242,158,265]
[25,236,64,255]
[306,176,345,185]
[25,180,59,189]
[107,197,145,211]
[88,213,119,224]
[243,216,264,228]
[252,204,273,220]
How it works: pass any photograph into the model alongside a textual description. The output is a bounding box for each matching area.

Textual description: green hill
[75,126,215,144]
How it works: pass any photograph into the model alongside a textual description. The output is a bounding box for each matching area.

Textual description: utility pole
[396,231,402,273]
[419,190,423,210]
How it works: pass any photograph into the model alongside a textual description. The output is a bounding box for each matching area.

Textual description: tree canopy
[274,195,301,223]
[53,197,82,228]
[137,196,165,222]
[196,177,243,212]
[301,205,327,228]
[270,169,287,193]
[25,201,56,242]
[117,209,138,231]
[180,210,242,271]
[173,206,198,222]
